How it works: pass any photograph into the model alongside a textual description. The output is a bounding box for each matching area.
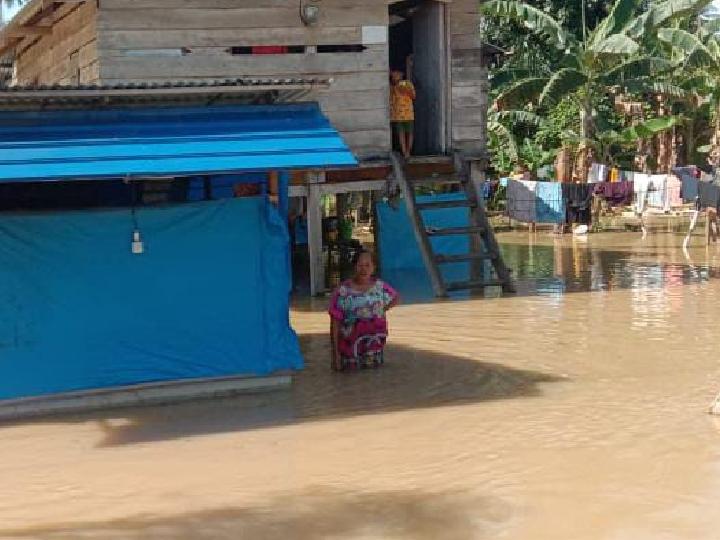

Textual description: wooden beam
[0,0,87,56]
[5,26,52,38]
[307,171,326,297]
[0,37,22,59]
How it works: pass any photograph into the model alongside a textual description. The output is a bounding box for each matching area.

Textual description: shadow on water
[6,334,562,447]
[0,488,509,540]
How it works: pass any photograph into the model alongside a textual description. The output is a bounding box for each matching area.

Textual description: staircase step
[446,279,504,292]
[434,253,497,264]
[416,199,474,211]
[426,225,485,237]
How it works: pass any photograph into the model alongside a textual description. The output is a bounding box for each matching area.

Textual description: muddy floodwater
[3,232,720,539]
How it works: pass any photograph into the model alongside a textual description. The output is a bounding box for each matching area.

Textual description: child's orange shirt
[390,81,416,122]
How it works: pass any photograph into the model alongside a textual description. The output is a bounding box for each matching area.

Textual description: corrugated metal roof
[0,102,356,182]
[1,77,331,93]
[0,78,332,107]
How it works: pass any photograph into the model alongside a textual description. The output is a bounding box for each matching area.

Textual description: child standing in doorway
[390,69,416,159]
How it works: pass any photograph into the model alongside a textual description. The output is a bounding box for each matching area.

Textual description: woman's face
[355,254,374,279]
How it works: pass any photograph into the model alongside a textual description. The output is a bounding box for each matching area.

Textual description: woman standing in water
[329,251,399,371]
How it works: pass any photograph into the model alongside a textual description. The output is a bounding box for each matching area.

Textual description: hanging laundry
[680,174,699,203]
[609,168,619,183]
[646,174,667,209]
[664,175,683,210]
[593,181,634,207]
[507,179,537,223]
[587,163,608,183]
[562,183,593,225]
[619,170,635,183]
[535,181,565,223]
[697,181,720,211]
[633,173,651,213]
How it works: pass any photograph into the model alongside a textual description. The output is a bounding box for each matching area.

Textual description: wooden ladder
[390,151,514,297]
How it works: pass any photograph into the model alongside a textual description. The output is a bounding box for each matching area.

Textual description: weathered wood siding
[14,2,99,86]
[448,0,486,154]
[95,0,392,158]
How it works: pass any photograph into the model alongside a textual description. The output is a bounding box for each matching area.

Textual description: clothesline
[503,173,685,226]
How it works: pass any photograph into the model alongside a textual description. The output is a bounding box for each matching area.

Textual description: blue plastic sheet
[376,193,472,291]
[0,197,302,401]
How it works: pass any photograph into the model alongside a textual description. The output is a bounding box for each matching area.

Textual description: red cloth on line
[251,46,288,55]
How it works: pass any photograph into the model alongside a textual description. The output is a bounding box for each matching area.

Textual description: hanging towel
[680,175,699,203]
[593,181,634,207]
[646,174,667,209]
[697,181,720,211]
[562,183,593,225]
[665,175,683,209]
[507,179,537,223]
[633,173,650,213]
[535,181,565,223]
[588,163,608,183]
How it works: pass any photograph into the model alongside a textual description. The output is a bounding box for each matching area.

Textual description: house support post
[307,171,326,296]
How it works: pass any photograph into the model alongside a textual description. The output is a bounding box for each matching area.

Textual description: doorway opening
[389,0,448,156]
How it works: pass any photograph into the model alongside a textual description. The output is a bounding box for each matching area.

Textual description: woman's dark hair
[353,249,374,266]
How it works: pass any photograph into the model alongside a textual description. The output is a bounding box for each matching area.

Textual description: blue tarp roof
[0,103,357,182]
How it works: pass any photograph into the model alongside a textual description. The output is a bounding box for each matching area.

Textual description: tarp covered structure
[0,198,300,401]
[0,102,356,401]
[0,102,355,182]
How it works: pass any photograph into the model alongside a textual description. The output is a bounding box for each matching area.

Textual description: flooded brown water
[2,232,720,539]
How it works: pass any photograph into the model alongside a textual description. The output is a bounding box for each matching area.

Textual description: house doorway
[389,0,449,155]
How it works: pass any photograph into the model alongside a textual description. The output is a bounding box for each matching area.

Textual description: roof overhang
[0,78,333,109]
[0,102,357,182]
[0,0,82,58]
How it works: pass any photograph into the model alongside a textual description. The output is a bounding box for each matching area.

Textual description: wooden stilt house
[0,0,512,298]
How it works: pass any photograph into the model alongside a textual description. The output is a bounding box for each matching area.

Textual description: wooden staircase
[389,151,514,297]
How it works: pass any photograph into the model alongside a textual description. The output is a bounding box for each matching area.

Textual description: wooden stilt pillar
[307,171,326,296]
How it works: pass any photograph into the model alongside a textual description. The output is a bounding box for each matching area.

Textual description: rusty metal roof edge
[0,77,333,97]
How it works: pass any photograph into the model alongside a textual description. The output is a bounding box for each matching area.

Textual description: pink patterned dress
[329,279,399,369]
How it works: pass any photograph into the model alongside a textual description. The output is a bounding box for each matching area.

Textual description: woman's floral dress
[329,279,398,369]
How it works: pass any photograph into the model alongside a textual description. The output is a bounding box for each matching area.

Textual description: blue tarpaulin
[0,197,302,401]
[0,103,356,182]
[376,193,473,292]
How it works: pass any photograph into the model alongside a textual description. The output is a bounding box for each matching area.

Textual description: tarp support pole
[307,171,326,296]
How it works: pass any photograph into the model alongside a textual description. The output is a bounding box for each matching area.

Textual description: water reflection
[385,232,720,303]
[4,232,720,540]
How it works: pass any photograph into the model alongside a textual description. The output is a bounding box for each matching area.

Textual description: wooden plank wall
[14,2,99,85]
[448,0,486,155]
[95,0,392,159]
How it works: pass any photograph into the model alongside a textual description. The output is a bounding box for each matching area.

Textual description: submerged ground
[2,231,720,539]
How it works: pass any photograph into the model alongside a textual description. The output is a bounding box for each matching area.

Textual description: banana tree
[564,115,681,168]
[482,0,710,142]
[488,109,546,174]
[657,19,720,167]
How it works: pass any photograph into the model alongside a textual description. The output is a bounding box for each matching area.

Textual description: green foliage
[484,0,715,172]
[518,138,557,172]
[535,97,582,149]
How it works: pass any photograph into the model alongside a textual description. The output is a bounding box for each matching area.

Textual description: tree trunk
[575,101,593,182]
[710,103,720,170]
[684,119,695,166]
